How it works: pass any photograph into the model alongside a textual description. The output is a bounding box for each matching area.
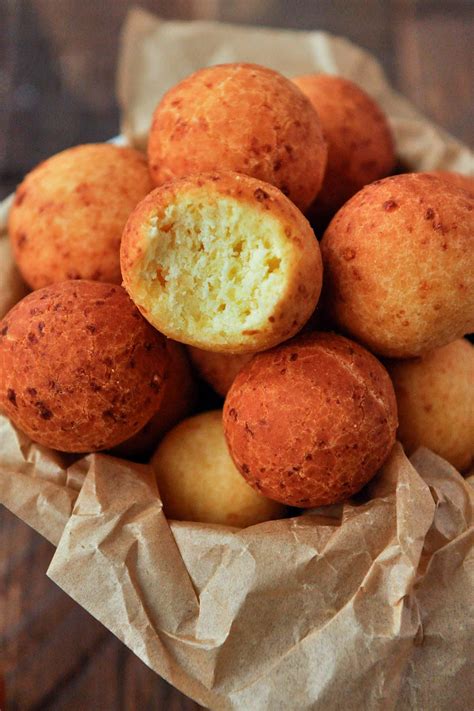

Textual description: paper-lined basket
[1,9,473,710]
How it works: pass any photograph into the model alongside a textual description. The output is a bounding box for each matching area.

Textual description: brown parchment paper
[1,9,474,710]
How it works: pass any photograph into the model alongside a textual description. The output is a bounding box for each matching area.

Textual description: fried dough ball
[147,63,327,211]
[121,172,322,353]
[292,74,395,218]
[426,171,474,197]
[321,174,474,357]
[112,340,197,460]
[151,411,286,527]
[0,281,168,452]
[0,238,28,319]
[223,332,397,507]
[187,347,254,397]
[9,144,154,289]
[388,339,474,471]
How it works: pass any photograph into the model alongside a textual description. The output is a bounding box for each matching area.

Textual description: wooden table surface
[0,1,472,710]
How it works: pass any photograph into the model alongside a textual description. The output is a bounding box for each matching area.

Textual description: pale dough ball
[151,411,286,527]
[388,339,474,471]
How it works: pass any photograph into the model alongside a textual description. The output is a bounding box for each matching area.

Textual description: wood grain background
[0,1,472,709]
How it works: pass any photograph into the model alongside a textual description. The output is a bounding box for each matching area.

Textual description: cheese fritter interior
[136,190,293,342]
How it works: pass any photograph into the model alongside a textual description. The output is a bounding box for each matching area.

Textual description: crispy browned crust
[223,332,397,507]
[321,173,474,357]
[9,144,154,289]
[426,171,474,198]
[293,74,395,218]
[147,63,327,211]
[120,171,323,353]
[111,340,197,459]
[0,281,168,452]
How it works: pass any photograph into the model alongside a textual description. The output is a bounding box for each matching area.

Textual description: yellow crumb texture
[121,173,322,353]
[142,193,289,334]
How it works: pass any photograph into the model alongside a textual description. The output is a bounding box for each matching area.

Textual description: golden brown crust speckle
[8,144,154,289]
[147,63,327,212]
[426,171,474,198]
[321,173,474,357]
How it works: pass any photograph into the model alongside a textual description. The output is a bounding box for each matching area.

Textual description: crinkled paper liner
[1,9,473,710]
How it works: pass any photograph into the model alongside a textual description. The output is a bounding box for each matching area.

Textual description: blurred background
[1,0,473,202]
[0,1,473,710]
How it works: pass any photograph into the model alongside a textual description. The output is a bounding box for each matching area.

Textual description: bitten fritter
[121,172,322,353]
